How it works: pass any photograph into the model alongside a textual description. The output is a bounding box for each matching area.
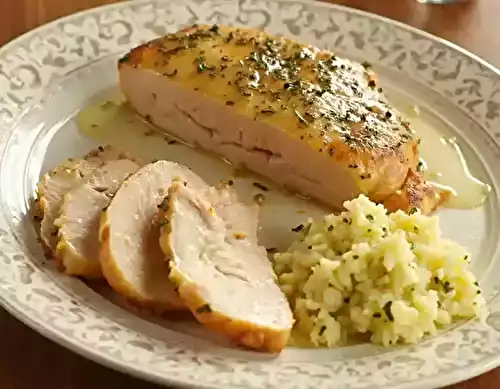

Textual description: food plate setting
[1,0,500,388]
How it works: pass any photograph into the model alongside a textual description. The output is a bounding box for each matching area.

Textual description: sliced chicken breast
[119,24,441,214]
[37,146,128,254]
[160,181,294,352]
[99,160,208,310]
[54,159,141,278]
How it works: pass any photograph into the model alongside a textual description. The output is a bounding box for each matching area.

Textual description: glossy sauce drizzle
[402,105,490,209]
[78,97,491,211]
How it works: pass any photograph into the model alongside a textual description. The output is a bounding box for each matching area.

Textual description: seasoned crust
[119,24,440,213]
[55,237,102,278]
[383,169,448,215]
[119,24,413,153]
[168,267,291,353]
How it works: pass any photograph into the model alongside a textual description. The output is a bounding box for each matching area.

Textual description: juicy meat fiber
[118,24,441,214]
[54,159,141,278]
[160,181,294,352]
[37,146,130,254]
[99,160,208,310]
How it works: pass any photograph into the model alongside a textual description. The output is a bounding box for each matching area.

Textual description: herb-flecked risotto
[273,195,487,347]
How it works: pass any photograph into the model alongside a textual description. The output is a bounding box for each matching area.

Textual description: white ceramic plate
[1,1,500,388]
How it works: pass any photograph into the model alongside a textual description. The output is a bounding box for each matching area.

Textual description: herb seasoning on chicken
[119,24,442,214]
[99,160,208,310]
[54,159,141,278]
[159,181,294,352]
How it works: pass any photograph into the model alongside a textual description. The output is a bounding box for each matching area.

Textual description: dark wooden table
[0,1,499,388]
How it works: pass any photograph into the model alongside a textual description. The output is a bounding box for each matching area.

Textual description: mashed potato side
[274,195,487,347]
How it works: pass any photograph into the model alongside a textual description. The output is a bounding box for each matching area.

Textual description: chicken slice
[159,181,294,352]
[37,146,129,254]
[99,160,208,310]
[54,159,141,278]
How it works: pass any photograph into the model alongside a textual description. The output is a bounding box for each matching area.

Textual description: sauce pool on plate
[77,97,491,211]
[402,105,491,210]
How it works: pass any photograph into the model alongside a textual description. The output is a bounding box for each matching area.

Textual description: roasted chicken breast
[383,168,447,215]
[37,146,128,254]
[119,24,441,214]
[160,181,294,352]
[54,159,141,278]
[99,160,208,310]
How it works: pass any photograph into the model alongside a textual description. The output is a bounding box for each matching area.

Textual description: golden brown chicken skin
[119,24,441,214]
[383,169,446,214]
